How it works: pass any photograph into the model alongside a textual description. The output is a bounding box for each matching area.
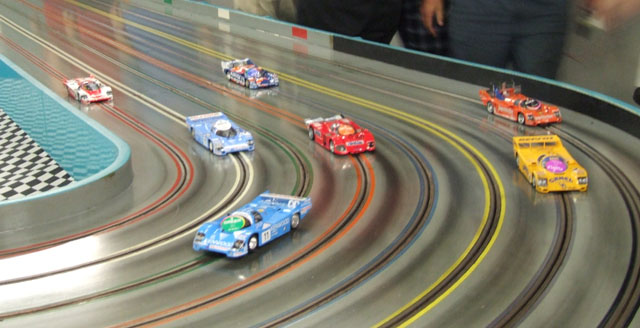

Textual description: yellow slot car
[513,135,588,193]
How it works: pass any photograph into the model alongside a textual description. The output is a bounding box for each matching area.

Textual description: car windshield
[522,98,540,109]
[215,127,237,138]
[83,82,99,91]
[221,213,251,232]
[337,124,356,136]
[246,68,264,78]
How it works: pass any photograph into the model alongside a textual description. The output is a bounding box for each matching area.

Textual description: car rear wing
[304,114,344,127]
[221,58,254,72]
[257,191,311,207]
[186,112,226,124]
[63,79,79,88]
[513,135,562,149]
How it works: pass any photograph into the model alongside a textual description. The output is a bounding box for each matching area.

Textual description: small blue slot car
[221,58,279,89]
[186,112,255,155]
[193,191,312,258]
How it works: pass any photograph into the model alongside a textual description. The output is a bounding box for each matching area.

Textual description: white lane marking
[0,14,184,125]
[0,14,255,278]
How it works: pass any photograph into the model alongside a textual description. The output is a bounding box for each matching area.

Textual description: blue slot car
[186,112,255,156]
[193,191,313,258]
[221,58,279,89]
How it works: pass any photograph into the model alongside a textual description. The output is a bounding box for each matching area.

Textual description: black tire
[515,154,520,167]
[291,213,300,230]
[190,128,195,138]
[244,79,249,88]
[308,128,315,140]
[208,141,214,153]
[80,95,88,104]
[487,102,495,114]
[531,174,537,188]
[329,140,335,153]
[248,235,258,252]
[517,113,525,125]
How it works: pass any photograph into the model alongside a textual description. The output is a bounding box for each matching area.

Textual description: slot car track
[549,126,640,328]
[1,0,640,327]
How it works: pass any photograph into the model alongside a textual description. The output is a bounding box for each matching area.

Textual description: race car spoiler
[259,192,310,202]
[513,135,560,143]
[221,58,254,71]
[513,135,562,147]
[304,114,344,126]
[186,112,225,122]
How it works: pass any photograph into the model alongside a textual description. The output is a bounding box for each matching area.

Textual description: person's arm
[420,0,445,37]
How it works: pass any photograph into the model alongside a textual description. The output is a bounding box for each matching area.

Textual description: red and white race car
[479,82,561,126]
[304,114,375,155]
[63,75,113,104]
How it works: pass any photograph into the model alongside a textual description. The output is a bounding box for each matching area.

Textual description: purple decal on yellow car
[542,156,568,173]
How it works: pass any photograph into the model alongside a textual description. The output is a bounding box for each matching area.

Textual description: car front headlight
[537,178,548,186]
[232,240,245,249]
[578,177,588,184]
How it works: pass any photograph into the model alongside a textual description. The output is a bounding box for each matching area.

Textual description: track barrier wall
[140,0,640,139]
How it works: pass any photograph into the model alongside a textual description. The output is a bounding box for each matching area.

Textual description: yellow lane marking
[65,1,506,323]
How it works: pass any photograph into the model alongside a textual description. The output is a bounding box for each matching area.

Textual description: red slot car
[479,82,562,126]
[304,114,375,155]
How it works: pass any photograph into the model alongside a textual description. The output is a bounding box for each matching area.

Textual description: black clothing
[296,1,402,43]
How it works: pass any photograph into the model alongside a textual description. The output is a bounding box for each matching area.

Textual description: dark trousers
[448,0,569,78]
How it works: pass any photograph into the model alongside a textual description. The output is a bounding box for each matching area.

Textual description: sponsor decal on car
[222,215,248,232]
[542,156,568,173]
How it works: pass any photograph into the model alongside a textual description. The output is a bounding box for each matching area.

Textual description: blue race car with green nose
[193,192,312,258]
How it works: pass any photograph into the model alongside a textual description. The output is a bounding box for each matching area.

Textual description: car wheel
[329,140,335,153]
[80,95,88,104]
[517,113,525,125]
[208,141,214,153]
[515,154,520,167]
[308,128,315,141]
[226,73,231,81]
[244,79,249,88]
[291,213,300,230]
[487,102,495,114]
[190,128,195,138]
[531,174,537,188]
[248,235,258,252]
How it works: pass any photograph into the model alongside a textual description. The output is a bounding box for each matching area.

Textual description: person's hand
[420,0,444,37]
[584,0,640,29]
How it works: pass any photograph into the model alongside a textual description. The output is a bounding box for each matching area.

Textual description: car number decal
[262,230,271,243]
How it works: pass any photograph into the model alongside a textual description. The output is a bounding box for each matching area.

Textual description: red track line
[0,34,194,258]
[6,5,376,326]
[115,155,375,327]
[41,0,304,127]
